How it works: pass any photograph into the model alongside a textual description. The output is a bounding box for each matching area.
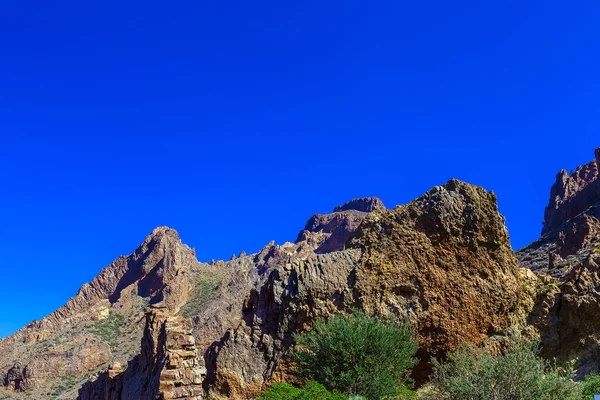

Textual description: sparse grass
[88,312,126,350]
[179,276,222,318]
[51,375,78,398]
[556,260,571,269]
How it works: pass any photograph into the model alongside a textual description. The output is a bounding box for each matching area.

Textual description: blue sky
[1,1,599,337]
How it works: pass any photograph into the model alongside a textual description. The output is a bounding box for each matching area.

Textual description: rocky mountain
[4,147,600,399]
[519,147,600,378]
[542,147,600,236]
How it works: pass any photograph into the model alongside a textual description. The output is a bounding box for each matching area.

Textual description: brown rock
[296,196,386,253]
[542,147,600,235]
[79,307,206,400]
[520,147,600,281]
[2,182,528,399]
[348,179,521,380]
[556,214,600,257]
[0,227,198,397]
[333,197,386,213]
[528,253,600,377]
[206,180,521,395]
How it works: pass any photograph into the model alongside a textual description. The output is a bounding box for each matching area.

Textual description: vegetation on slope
[257,312,600,400]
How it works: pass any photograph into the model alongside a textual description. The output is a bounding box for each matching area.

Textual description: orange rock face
[348,179,522,379]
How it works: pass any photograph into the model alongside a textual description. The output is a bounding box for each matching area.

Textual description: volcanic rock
[296,196,386,253]
[542,147,600,235]
[2,181,527,399]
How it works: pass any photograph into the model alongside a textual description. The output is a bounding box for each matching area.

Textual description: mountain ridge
[4,152,600,399]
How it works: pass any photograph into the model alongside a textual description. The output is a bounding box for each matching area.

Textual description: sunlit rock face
[2,182,527,399]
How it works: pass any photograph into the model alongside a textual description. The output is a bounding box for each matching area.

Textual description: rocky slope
[0,227,201,399]
[542,147,600,235]
[519,147,600,378]
[0,177,542,399]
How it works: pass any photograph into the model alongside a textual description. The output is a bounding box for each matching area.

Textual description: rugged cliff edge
[542,147,600,236]
[1,180,530,399]
[0,227,202,398]
[519,147,600,378]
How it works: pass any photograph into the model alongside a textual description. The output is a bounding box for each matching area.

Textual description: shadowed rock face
[333,197,386,213]
[1,185,525,400]
[0,227,199,398]
[525,252,600,378]
[296,196,386,253]
[518,146,600,378]
[520,148,600,281]
[542,147,600,236]
[78,306,206,400]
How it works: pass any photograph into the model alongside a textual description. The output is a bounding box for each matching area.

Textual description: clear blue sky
[1,1,599,337]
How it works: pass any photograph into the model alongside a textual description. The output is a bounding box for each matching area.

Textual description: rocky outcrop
[518,146,600,378]
[79,307,206,400]
[3,363,30,392]
[348,179,522,380]
[520,148,600,280]
[205,180,522,396]
[296,196,386,253]
[542,147,600,235]
[204,250,361,399]
[0,227,198,398]
[518,212,600,280]
[524,252,600,378]
[333,197,386,213]
[3,185,528,399]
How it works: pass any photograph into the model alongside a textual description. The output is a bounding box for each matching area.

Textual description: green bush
[431,338,582,400]
[258,382,345,400]
[51,375,79,397]
[583,373,600,399]
[179,276,222,318]
[292,310,418,399]
[258,383,301,400]
[88,311,125,350]
[297,382,347,400]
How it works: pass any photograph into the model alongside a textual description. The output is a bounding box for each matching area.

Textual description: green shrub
[258,382,345,400]
[179,276,222,318]
[583,373,600,399]
[297,382,346,400]
[258,383,301,400]
[292,310,417,399]
[51,375,79,397]
[88,311,125,350]
[431,338,582,400]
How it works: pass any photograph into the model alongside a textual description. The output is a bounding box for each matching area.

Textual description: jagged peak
[296,197,386,253]
[543,147,600,235]
[333,197,386,213]
[440,178,488,192]
[144,226,181,243]
[135,226,192,257]
[0,226,195,348]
